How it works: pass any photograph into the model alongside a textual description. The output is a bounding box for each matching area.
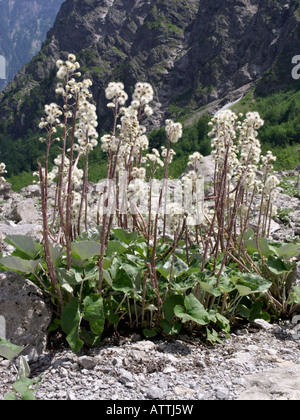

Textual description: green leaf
[104,299,119,325]
[174,294,210,325]
[4,393,17,400]
[83,294,105,337]
[112,228,138,245]
[4,235,41,258]
[0,338,25,360]
[0,256,40,273]
[289,286,300,305]
[156,256,188,279]
[49,243,65,266]
[198,280,222,297]
[244,239,258,254]
[236,273,272,294]
[258,238,275,258]
[61,297,83,353]
[76,226,102,241]
[267,257,288,275]
[236,284,252,297]
[143,328,158,338]
[106,240,128,256]
[71,240,101,260]
[214,312,230,332]
[206,328,223,344]
[238,227,255,243]
[111,269,133,294]
[48,318,61,333]
[13,377,35,396]
[160,319,182,335]
[56,267,82,285]
[277,243,300,260]
[83,294,104,322]
[163,295,184,323]
[237,304,251,319]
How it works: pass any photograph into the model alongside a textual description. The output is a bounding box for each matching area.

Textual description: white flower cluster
[264,174,280,202]
[75,99,98,153]
[208,110,239,179]
[146,148,164,168]
[105,82,128,107]
[208,110,265,189]
[131,82,154,115]
[56,54,81,80]
[0,162,7,184]
[161,146,176,163]
[165,202,184,231]
[188,152,203,167]
[39,54,99,157]
[39,103,63,130]
[101,82,154,160]
[165,119,183,143]
[261,150,277,173]
[207,109,280,231]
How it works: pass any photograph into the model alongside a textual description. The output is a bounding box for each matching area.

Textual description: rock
[146,385,163,400]
[131,340,156,352]
[78,356,98,370]
[216,388,230,399]
[20,185,41,198]
[251,319,273,330]
[237,364,300,400]
[131,333,142,342]
[9,199,40,224]
[0,182,12,199]
[118,368,134,385]
[0,315,5,338]
[174,385,195,396]
[0,271,52,358]
[292,315,300,325]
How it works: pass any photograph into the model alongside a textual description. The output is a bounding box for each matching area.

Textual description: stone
[9,199,40,224]
[20,185,41,198]
[0,271,52,358]
[174,385,195,396]
[0,182,12,199]
[146,385,163,400]
[78,356,98,370]
[118,368,134,385]
[237,364,300,400]
[216,388,230,399]
[251,319,273,330]
[292,315,300,325]
[131,340,156,352]
[0,222,42,238]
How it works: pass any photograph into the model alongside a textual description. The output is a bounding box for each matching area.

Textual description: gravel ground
[1,320,300,401]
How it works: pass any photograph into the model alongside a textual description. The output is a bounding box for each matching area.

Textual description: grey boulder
[0,271,52,358]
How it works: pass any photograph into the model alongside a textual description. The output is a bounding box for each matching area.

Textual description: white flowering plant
[1,56,299,353]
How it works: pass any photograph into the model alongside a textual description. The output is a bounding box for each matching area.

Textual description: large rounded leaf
[174,294,210,325]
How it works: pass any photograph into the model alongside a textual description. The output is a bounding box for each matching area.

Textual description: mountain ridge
[0,0,299,174]
[0,0,64,90]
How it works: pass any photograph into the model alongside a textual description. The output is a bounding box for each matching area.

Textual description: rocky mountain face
[0,0,64,90]
[0,0,299,138]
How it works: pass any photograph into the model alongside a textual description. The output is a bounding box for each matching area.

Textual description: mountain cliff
[0,0,64,90]
[0,0,299,168]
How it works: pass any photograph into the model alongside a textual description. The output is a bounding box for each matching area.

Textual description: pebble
[1,321,300,400]
[146,386,164,400]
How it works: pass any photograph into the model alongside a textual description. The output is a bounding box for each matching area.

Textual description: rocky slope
[0,0,299,139]
[0,0,64,91]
